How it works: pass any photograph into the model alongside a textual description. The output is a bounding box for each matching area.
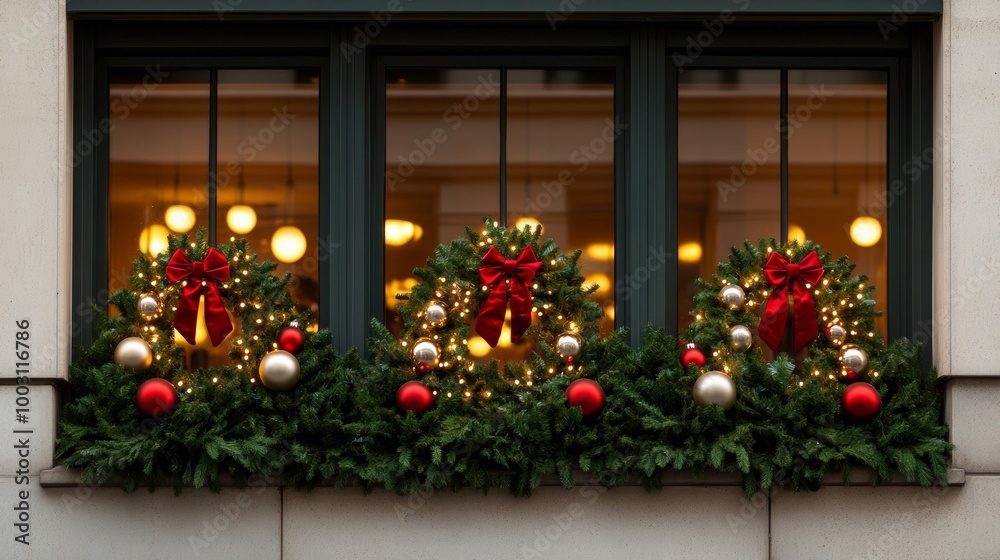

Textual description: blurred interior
[677,68,888,336]
[384,68,616,363]
[108,68,319,369]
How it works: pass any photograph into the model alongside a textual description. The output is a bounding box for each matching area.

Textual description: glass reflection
[677,69,781,330]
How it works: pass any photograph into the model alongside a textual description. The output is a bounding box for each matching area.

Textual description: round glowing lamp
[139,224,171,257]
[271,226,307,263]
[164,205,196,233]
[226,205,257,235]
[850,216,882,248]
[677,242,703,263]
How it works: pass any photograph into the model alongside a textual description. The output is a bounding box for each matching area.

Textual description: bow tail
[203,284,234,346]
[508,280,533,343]
[475,283,508,347]
[173,285,203,345]
[758,286,789,352]
[791,283,819,352]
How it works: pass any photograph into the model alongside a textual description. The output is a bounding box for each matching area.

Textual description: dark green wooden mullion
[317,26,335,336]
[499,67,508,226]
[628,24,670,344]
[72,23,99,348]
[780,67,789,243]
[208,68,218,246]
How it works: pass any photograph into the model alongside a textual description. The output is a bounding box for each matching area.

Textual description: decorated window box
[57,219,951,499]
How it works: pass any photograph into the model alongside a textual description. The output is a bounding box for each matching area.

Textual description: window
[677,65,889,340]
[380,59,620,362]
[106,63,320,367]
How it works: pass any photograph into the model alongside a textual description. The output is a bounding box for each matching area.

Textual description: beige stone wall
[1,1,999,558]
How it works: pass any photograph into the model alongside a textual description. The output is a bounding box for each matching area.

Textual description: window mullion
[208,67,218,247]
[780,67,789,243]
[499,66,508,226]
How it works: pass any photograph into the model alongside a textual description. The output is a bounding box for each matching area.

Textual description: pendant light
[226,166,257,234]
[271,129,307,263]
[850,99,882,248]
[164,153,195,233]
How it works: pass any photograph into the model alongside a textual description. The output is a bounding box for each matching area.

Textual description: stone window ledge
[38,466,966,489]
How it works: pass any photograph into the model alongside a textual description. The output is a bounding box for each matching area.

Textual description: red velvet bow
[165,248,234,347]
[758,250,824,353]
[475,246,542,347]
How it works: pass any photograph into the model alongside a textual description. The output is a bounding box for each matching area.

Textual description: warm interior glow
[850,216,882,248]
[584,272,612,295]
[173,296,210,345]
[467,336,491,357]
[271,226,307,263]
[677,242,703,263]
[164,205,196,233]
[385,219,419,246]
[139,224,171,256]
[226,205,257,235]
[604,305,615,321]
[787,224,806,245]
[384,278,419,310]
[514,216,542,232]
[586,243,615,261]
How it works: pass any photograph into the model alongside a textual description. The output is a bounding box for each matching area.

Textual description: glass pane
[506,68,616,338]
[108,68,211,296]
[677,69,781,329]
[788,69,888,335]
[384,68,501,334]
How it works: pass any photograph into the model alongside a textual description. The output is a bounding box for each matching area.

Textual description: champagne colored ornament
[681,343,706,368]
[556,333,583,362]
[565,378,605,417]
[424,300,448,329]
[396,380,434,413]
[826,324,848,346]
[729,325,753,351]
[840,345,869,375]
[258,350,301,392]
[137,295,161,320]
[136,378,177,417]
[276,325,306,354]
[719,284,746,310]
[115,337,153,372]
[842,382,881,421]
[411,338,440,371]
[693,371,737,410]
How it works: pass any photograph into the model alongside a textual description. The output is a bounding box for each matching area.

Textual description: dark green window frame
[71,20,934,370]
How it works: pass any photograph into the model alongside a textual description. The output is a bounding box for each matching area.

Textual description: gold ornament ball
[137,295,161,320]
[411,338,440,370]
[556,333,583,361]
[424,300,448,329]
[729,325,753,351]
[719,284,746,310]
[258,350,301,392]
[827,324,848,346]
[114,337,153,372]
[693,371,737,410]
[841,345,869,375]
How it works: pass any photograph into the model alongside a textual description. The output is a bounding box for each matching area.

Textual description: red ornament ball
[566,378,605,417]
[843,369,859,382]
[136,378,178,417]
[842,382,881,421]
[396,381,434,413]
[681,344,706,368]
[276,326,306,354]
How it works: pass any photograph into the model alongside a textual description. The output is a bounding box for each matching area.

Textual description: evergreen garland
[57,222,951,498]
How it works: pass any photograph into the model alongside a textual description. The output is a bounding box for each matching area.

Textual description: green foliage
[57,227,950,498]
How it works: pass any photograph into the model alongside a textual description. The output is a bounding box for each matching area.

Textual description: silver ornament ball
[258,350,301,392]
[556,333,583,361]
[719,284,746,310]
[411,338,440,368]
[114,336,153,372]
[137,295,161,320]
[841,345,869,374]
[693,371,737,410]
[827,324,848,346]
[729,325,753,351]
[424,300,448,329]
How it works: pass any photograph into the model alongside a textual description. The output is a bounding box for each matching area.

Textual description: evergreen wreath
[57,221,951,498]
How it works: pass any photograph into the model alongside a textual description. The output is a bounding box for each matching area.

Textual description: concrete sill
[39,465,966,489]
